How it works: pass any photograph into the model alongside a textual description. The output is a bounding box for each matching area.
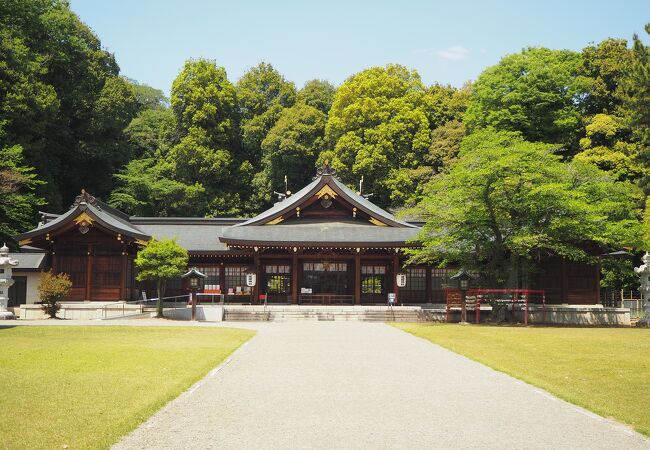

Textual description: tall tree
[259,103,327,201]
[325,64,431,208]
[237,62,296,161]
[297,79,336,114]
[0,0,137,210]
[0,144,45,245]
[465,47,587,154]
[409,129,643,285]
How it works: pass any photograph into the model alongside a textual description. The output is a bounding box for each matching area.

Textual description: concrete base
[164,306,224,321]
[19,302,145,320]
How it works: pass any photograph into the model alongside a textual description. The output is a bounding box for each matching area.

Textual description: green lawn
[0,326,254,449]
[393,324,650,436]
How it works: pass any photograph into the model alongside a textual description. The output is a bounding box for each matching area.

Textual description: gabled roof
[16,191,150,245]
[221,220,420,248]
[234,164,416,228]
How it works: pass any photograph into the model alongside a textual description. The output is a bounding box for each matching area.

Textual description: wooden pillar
[561,258,568,304]
[86,244,93,301]
[120,244,127,300]
[253,253,260,304]
[425,265,432,304]
[354,253,361,304]
[291,253,298,304]
[393,252,400,305]
[595,262,601,304]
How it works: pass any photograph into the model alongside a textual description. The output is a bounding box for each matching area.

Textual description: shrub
[38,271,72,318]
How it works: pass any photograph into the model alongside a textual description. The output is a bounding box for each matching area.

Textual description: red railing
[445,289,546,325]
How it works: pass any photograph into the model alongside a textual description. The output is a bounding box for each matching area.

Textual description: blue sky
[70,0,648,94]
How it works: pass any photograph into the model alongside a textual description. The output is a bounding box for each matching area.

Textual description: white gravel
[105,321,649,449]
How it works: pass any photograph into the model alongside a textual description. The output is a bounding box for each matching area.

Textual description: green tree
[237,62,296,160]
[135,238,189,318]
[465,47,586,154]
[620,24,650,147]
[126,78,169,110]
[109,158,208,217]
[0,0,137,210]
[409,129,643,285]
[297,79,336,114]
[325,64,431,208]
[579,38,636,116]
[259,103,326,200]
[0,144,45,244]
[124,108,176,159]
[167,59,244,215]
[574,113,648,182]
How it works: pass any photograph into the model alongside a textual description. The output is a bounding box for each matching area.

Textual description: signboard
[246,273,257,287]
[396,273,407,288]
[388,293,396,304]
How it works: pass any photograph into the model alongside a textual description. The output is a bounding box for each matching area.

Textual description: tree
[573,113,647,182]
[124,108,176,159]
[0,0,137,210]
[237,63,296,160]
[109,158,208,217]
[325,64,431,208]
[297,79,336,114]
[464,47,587,154]
[0,144,45,244]
[38,270,72,319]
[167,59,244,215]
[126,78,169,110]
[409,129,643,286]
[579,38,636,116]
[620,24,650,147]
[259,103,326,199]
[135,238,189,318]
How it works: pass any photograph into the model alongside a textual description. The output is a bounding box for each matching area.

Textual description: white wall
[13,271,42,304]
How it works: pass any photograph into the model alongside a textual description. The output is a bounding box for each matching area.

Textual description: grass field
[0,325,254,449]
[394,324,650,436]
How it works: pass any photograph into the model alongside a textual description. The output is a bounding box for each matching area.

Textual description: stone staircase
[223,305,445,322]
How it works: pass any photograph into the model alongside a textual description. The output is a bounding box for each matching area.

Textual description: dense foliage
[1,2,649,288]
[408,129,643,285]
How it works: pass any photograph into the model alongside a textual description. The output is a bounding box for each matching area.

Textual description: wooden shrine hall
[14,164,601,306]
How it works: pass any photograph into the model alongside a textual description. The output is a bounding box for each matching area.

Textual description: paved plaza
[105,321,649,449]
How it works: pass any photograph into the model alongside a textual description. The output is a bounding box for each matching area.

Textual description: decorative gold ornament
[266,216,284,225]
[369,217,387,227]
[315,185,337,199]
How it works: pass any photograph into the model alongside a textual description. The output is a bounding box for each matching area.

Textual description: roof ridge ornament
[316,160,337,177]
[72,189,100,210]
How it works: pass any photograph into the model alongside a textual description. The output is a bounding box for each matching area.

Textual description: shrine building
[9,165,600,308]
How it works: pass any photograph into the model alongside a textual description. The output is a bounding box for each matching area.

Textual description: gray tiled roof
[9,252,48,270]
[134,223,231,251]
[17,202,149,242]
[220,220,421,247]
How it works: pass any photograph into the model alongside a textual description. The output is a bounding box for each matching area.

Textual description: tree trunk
[156,280,166,318]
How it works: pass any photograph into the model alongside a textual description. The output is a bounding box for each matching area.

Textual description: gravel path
[112,322,648,449]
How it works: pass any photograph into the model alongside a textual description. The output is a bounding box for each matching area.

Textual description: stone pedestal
[634,252,650,327]
[0,243,18,320]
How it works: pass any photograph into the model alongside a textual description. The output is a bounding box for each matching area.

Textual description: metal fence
[600,290,645,317]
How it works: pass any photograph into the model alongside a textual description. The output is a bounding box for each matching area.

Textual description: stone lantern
[634,252,650,327]
[0,243,19,319]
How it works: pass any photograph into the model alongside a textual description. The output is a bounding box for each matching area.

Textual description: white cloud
[435,45,470,61]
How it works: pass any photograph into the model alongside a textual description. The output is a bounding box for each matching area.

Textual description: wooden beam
[120,244,127,300]
[86,244,93,301]
[253,253,260,304]
[291,253,298,304]
[425,265,432,304]
[561,258,568,304]
[354,253,361,304]
[393,253,400,305]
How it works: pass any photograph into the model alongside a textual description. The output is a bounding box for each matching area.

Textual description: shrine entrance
[299,260,354,304]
